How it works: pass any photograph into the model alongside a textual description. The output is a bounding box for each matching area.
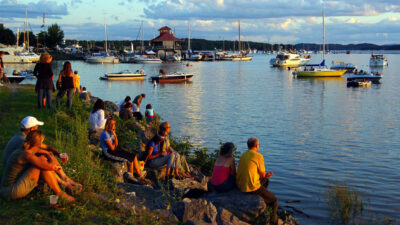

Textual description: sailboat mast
[104,23,108,52]
[141,21,144,53]
[322,8,325,60]
[238,19,241,52]
[188,22,191,50]
[26,8,29,50]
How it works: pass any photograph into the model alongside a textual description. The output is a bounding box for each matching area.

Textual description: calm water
[6,53,400,224]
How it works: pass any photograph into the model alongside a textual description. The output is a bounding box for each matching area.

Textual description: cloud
[143,0,400,20]
[346,18,360,24]
[0,0,68,19]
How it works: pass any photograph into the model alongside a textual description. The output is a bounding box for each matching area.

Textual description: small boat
[347,73,382,84]
[131,55,162,64]
[330,61,356,73]
[5,75,25,83]
[86,52,119,64]
[370,53,388,67]
[347,80,372,87]
[13,70,36,79]
[151,73,193,82]
[100,70,146,80]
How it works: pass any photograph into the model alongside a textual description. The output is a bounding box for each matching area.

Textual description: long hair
[104,118,115,132]
[62,61,72,76]
[24,130,45,150]
[92,99,105,113]
[220,142,235,157]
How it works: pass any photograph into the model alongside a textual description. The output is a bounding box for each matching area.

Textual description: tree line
[0,23,64,49]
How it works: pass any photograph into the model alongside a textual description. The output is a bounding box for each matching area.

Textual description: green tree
[18,31,37,47]
[46,23,64,49]
[37,31,47,47]
[0,24,17,45]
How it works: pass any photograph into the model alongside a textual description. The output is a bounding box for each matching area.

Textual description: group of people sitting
[0,116,81,202]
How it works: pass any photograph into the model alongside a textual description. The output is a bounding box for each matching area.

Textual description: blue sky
[1,0,400,44]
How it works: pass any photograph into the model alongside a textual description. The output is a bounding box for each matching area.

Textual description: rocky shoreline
[90,97,300,225]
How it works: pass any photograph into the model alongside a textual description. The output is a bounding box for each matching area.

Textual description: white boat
[86,52,119,64]
[330,61,356,73]
[347,72,382,84]
[100,70,146,80]
[220,19,252,62]
[369,54,388,67]
[270,52,310,67]
[151,72,193,82]
[131,55,162,63]
[0,47,38,64]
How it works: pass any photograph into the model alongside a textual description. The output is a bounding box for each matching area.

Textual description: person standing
[56,61,75,109]
[132,93,145,120]
[236,137,278,224]
[73,70,80,93]
[0,51,4,81]
[33,53,54,109]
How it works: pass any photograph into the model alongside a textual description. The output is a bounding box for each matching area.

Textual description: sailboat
[131,21,162,63]
[86,23,119,64]
[220,19,252,61]
[294,9,346,77]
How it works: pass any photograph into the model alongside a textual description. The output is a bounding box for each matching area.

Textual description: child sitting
[145,104,155,124]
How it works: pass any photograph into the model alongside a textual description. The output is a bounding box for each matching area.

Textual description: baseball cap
[20,116,44,129]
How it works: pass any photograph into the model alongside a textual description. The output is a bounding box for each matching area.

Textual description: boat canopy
[305,60,325,67]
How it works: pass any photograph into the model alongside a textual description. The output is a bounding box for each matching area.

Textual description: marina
[5,52,399,224]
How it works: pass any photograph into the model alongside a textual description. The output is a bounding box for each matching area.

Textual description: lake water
[6,53,400,224]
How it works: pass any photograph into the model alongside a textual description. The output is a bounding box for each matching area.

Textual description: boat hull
[86,57,119,64]
[5,76,25,83]
[296,69,347,77]
[347,75,382,83]
[231,56,253,61]
[151,74,193,82]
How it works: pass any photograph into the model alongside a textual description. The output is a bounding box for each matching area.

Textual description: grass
[0,85,175,224]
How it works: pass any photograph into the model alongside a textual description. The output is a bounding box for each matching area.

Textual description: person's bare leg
[27,167,41,182]
[41,170,74,202]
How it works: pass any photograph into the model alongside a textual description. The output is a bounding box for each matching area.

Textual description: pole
[322,8,325,60]
[105,23,108,52]
[188,22,191,50]
[26,8,29,50]
[238,19,241,52]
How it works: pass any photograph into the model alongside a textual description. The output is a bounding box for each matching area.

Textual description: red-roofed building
[151,26,183,60]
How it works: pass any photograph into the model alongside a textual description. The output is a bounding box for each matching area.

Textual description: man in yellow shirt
[236,137,278,224]
[74,70,80,93]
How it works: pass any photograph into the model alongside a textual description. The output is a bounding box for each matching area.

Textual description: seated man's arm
[40,144,60,157]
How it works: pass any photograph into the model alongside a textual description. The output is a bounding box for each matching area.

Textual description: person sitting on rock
[119,102,133,120]
[158,122,191,178]
[145,104,155,124]
[78,87,90,102]
[100,118,142,178]
[210,142,236,192]
[143,134,183,179]
[0,130,77,202]
[236,137,278,224]
[88,99,108,136]
[118,96,131,112]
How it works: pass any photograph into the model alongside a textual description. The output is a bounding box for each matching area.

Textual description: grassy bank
[0,85,172,224]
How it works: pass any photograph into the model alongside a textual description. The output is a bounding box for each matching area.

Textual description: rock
[104,100,118,114]
[111,162,128,183]
[174,198,218,225]
[170,178,208,197]
[118,183,167,210]
[205,188,266,223]
[89,131,101,145]
[217,208,250,225]
[89,96,98,104]
[132,121,156,144]
[145,167,167,186]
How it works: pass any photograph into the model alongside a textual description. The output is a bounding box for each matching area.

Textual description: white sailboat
[220,19,252,61]
[86,23,119,64]
[131,21,162,64]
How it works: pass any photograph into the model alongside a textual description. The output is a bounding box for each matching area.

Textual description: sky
[1,0,400,45]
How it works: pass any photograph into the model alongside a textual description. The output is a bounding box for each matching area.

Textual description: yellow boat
[295,67,347,77]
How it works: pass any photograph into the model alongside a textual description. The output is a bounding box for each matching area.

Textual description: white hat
[20,116,44,129]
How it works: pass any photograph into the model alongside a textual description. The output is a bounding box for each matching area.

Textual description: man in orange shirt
[236,137,278,224]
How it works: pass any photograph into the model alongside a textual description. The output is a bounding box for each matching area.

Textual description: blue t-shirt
[100,131,114,154]
[149,141,160,156]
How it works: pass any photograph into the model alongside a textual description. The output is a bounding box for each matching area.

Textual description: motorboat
[4,75,25,83]
[151,73,193,82]
[347,72,382,84]
[269,52,310,67]
[220,52,252,61]
[293,60,347,77]
[347,80,372,88]
[131,55,162,63]
[86,52,119,64]
[330,61,356,73]
[0,47,38,64]
[12,70,35,79]
[100,70,146,80]
[370,54,388,67]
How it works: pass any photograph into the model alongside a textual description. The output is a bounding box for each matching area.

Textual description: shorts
[0,167,38,199]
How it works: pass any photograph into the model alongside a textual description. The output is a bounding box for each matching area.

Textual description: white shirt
[88,109,107,130]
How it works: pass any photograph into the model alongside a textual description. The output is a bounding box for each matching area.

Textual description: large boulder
[169,178,208,196]
[205,188,266,223]
[104,100,118,114]
[118,183,167,210]
[131,121,156,144]
[111,162,128,183]
[217,208,250,225]
[174,198,218,225]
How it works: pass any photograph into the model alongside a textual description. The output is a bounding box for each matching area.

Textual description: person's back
[236,150,265,192]
[1,147,27,188]
[119,108,133,120]
[79,90,90,102]
[2,131,25,166]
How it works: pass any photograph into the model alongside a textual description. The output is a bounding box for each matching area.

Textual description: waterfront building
[151,26,183,61]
